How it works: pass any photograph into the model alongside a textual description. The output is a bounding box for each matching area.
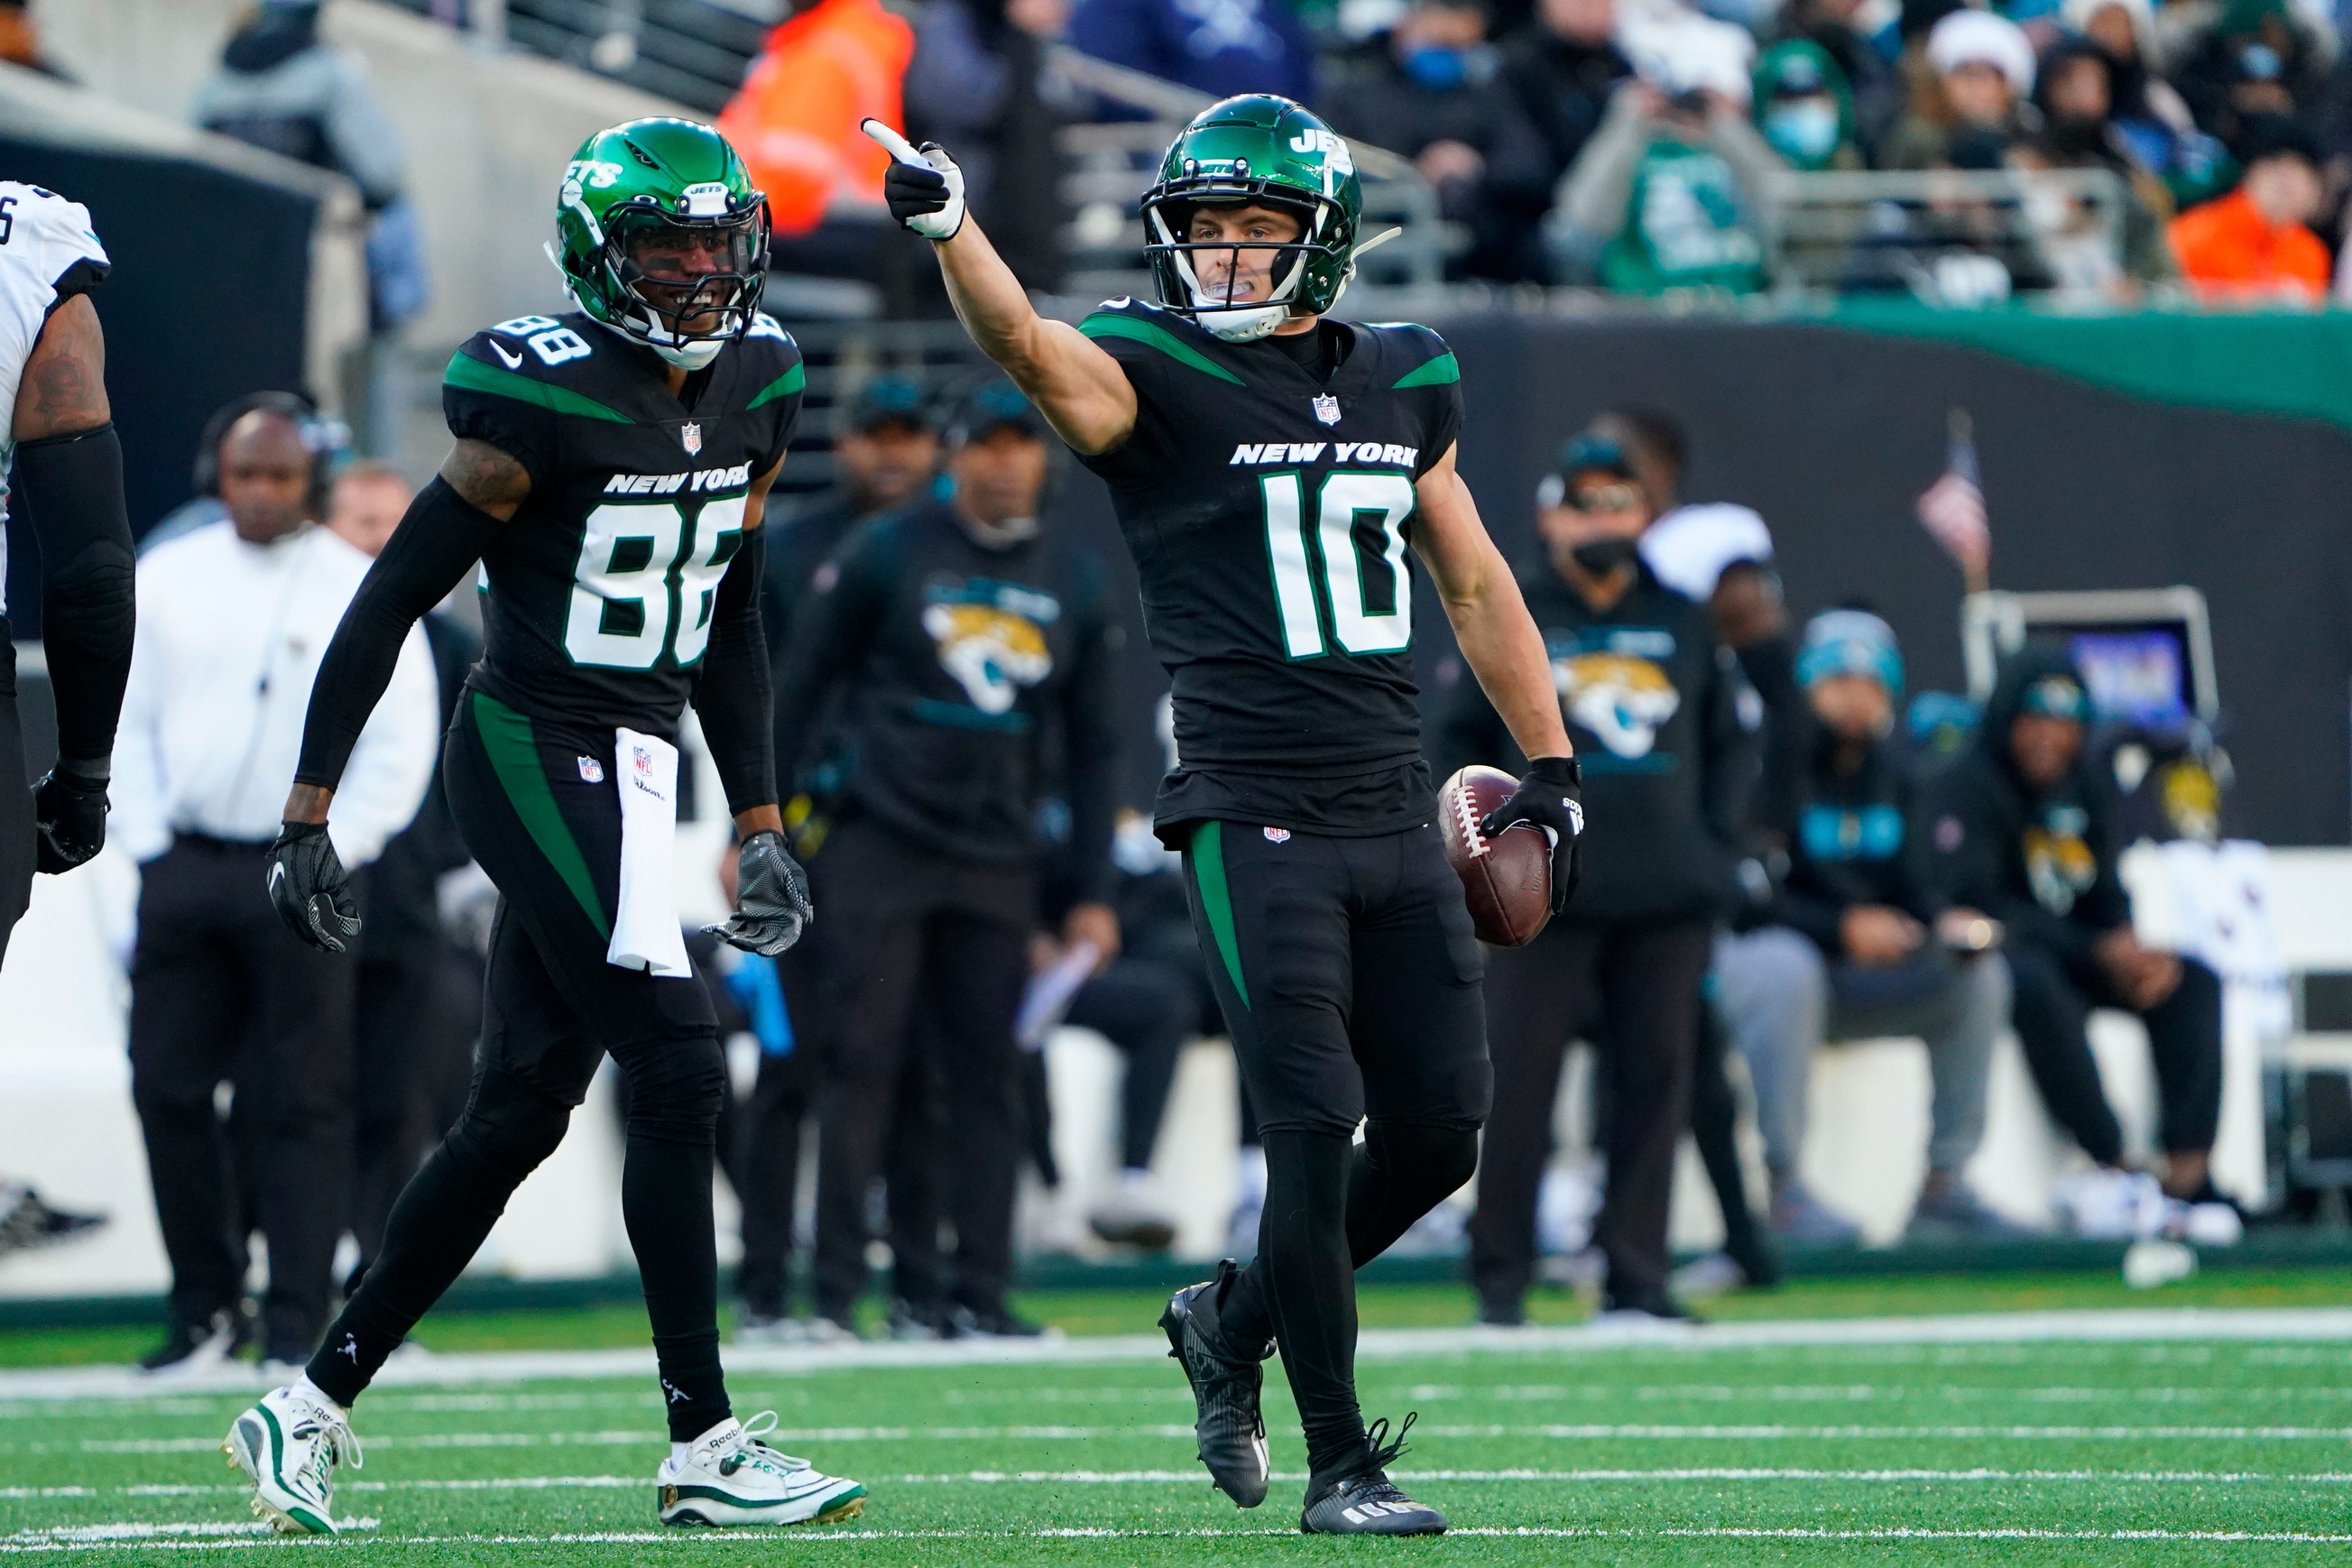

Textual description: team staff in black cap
[773,378,1123,1337]
[1436,429,1756,1325]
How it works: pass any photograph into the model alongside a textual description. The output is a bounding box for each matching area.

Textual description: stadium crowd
[86,364,2244,1371]
[701,0,2352,300]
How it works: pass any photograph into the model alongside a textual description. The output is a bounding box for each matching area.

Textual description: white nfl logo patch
[680,421,703,455]
[577,755,605,784]
[1312,394,1341,426]
[1263,826,1291,844]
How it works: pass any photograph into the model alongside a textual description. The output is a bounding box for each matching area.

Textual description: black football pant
[307,691,732,1443]
[2006,942,2223,1166]
[1181,820,1489,1482]
[128,835,361,1360]
[0,636,31,964]
[1471,917,1714,1308]
[349,940,479,1287]
[809,818,1028,1323]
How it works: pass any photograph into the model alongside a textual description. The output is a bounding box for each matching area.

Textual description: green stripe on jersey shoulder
[1392,350,1460,389]
[469,690,612,939]
[446,351,633,424]
[1187,820,1250,1010]
[746,362,807,410]
[1080,314,1245,385]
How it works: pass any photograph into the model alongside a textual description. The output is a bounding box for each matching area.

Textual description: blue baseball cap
[1797,608,1905,696]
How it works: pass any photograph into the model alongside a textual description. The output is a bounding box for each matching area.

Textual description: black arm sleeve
[691,523,777,816]
[14,423,134,767]
[1061,579,1123,906]
[295,477,501,791]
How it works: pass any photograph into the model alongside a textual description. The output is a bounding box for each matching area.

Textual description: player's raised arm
[269,438,521,950]
[1413,441,1584,910]
[861,120,1137,456]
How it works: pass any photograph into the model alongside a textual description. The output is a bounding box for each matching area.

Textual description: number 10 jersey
[441,309,803,734]
[1074,299,1463,840]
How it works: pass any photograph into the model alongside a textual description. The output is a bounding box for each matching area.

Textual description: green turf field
[4,1280,2349,1563]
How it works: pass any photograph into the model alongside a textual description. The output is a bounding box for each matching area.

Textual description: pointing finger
[861,118,925,165]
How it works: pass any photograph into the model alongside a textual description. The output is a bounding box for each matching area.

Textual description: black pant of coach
[809,817,1030,1325]
[1469,917,1715,1312]
[130,834,361,1362]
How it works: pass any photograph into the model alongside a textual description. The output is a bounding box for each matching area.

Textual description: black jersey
[1074,299,1464,839]
[443,309,803,735]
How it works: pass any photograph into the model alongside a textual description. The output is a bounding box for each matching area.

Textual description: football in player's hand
[1439,765,1552,948]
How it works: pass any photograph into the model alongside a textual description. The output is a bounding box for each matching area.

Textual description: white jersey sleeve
[0,182,109,612]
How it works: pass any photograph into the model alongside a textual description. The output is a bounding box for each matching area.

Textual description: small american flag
[1916,409,1990,594]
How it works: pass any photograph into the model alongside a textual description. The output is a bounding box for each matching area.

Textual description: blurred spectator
[1923,649,2235,1241]
[193,0,426,440]
[2170,0,2328,161]
[1770,0,1905,157]
[737,377,941,1341]
[1319,0,1556,280]
[0,0,68,79]
[2064,0,2234,208]
[2170,122,2331,299]
[907,0,1079,291]
[1443,429,1755,1324]
[771,381,1121,1339]
[1550,78,1782,292]
[2015,41,2180,291]
[1884,10,2037,169]
[323,462,484,1296]
[1715,610,2019,1247]
[1068,0,1317,104]
[1500,0,1634,182]
[718,0,915,275]
[143,392,348,557]
[114,407,438,1375]
[1752,40,1865,169]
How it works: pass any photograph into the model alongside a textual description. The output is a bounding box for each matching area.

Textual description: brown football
[1438,765,1553,948]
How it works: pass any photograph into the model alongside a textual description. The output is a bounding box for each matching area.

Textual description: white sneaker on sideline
[1089,1179,1178,1251]
[224,1383,361,1536]
[656,1412,866,1527]
[2053,1167,2167,1240]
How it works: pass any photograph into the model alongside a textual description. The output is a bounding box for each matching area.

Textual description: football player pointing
[867,97,1584,1535]
[225,120,862,1535]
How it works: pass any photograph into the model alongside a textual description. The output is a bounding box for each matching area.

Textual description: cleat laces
[1347,1412,1417,1505]
[715,1412,811,1480]
[290,1402,362,1498]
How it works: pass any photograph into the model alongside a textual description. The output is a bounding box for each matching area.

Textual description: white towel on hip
[606,728,692,977]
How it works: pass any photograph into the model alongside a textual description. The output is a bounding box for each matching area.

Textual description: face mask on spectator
[1765,97,1841,162]
[1570,537,1643,574]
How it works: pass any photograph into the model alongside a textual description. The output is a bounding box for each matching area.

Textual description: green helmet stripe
[1080,314,1245,383]
[445,353,633,423]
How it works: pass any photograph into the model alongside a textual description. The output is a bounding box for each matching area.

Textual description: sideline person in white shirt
[113,404,437,1379]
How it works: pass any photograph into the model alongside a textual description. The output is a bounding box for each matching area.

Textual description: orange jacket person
[720,0,914,237]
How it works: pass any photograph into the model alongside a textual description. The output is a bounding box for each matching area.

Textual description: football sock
[290,1374,346,1419]
[1219,1123,1480,1479]
[625,1125,733,1443]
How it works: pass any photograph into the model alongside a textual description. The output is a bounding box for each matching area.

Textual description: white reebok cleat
[224,1383,361,1536]
[657,1412,867,1527]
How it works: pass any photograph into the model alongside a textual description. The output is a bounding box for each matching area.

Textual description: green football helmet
[552,118,770,370]
[1140,95,1364,342]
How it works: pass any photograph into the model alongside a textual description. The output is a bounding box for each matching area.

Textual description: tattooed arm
[13,293,110,441]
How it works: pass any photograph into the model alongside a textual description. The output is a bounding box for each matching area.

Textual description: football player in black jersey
[223,120,864,1536]
[866,98,1587,1535]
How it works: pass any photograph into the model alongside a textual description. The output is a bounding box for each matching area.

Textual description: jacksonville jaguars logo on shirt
[920,576,1061,720]
[2025,803,2098,915]
[1547,627,1682,764]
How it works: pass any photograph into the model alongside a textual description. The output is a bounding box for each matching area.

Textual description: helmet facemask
[1145,192,1351,343]
[584,195,770,369]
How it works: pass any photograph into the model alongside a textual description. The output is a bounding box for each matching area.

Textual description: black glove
[266,820,361,953]
[707,829,813,956]
[1480,755,1585,915]
[32,768,109,873]
[862,119,966,239]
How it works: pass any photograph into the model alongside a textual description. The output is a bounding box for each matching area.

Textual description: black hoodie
[1921,645,2130,965]
[1771,723,1942,955]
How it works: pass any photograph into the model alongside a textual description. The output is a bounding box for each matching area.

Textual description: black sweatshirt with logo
[1921,643,2130,966]
[1771,726,1943,957]
[1433,560,1755,923]
[770,498,1121,897]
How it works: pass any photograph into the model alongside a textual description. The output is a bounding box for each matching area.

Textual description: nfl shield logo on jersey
[1312,394,1341,426]
[680,421,703,455]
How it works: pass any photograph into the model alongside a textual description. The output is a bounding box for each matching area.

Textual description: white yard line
[4,1307,2349,1405]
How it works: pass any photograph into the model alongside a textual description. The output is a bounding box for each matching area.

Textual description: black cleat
[1300,1415,1446,1536]
[1160,1259,1271,1508]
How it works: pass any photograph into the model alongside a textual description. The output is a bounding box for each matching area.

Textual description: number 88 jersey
[1074,298,1463,838]
[442,309,802,733]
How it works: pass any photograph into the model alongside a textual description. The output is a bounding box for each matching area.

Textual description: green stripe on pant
[1187,819,1250,1010]
[468,689,612,939]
